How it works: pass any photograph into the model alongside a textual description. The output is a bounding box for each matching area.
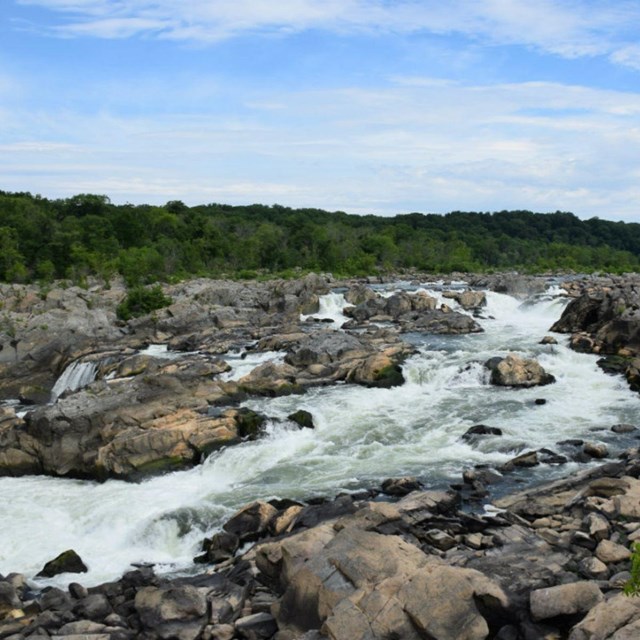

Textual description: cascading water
[50,360,99,402]
[301,292,352,327]
[1,287,639,587]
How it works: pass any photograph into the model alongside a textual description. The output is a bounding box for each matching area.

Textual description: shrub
[116,285,172,321]
[624,542,640,597]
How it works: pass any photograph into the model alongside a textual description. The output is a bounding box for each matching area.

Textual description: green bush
[624,542,640,597]
[116,285,172,321]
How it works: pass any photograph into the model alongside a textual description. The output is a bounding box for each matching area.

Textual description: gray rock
[135,584,208,634]
[530,581,603,621]
[234,612,278,639]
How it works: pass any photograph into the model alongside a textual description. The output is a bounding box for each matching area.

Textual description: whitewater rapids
[1,288,638,587]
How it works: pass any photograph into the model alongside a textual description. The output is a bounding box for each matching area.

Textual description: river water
[1,286,638,587]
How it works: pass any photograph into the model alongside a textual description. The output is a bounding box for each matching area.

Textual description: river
[1,285,638,587]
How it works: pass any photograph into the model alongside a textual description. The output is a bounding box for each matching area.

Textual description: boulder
[287,410,315,429]
[343,284,377,306]
[595,540,631,564]
[37,549,88,578]
[530,581,603,621]
[487,354,555,388]
[398,565,509,640]
[568,592,640,640]
[135,584,208,640]
[223,501,278,543]
[381,477,423,496]
[196,531,240,565]
[442,290,487,310]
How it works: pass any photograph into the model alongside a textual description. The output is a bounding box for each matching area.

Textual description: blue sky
[1,1,640,220]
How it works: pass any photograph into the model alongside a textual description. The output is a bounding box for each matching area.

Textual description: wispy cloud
[2,74,639,218]
[15,0,640,69]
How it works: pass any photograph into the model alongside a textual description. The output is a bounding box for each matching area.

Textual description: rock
[346,352,405,388]
[612,423,637,434]
[424,529,457,551]
[499,451,539,472]
[135,584,208,640]
[462,467,503,486]
[585,513,610,542]
[205,623,236,640]
[397,565,510,640]
[595,539,631,564]
[269,505,304,536]
[401,309,484,335]
[529,581,603,621]
[540,336,558,345]
[234,612,278,639]
[197,532,240,565]
[0,583,20,617]
[442,290,487,310]
[58,619,107,635]
[259,521,510,640]
[567,592,640,640]
[584,442,609,459]
[343,284,377,306]
[39,586,73,611]
[578,557,609,580]
[487,354,555,388]
[461,425,503,442]
[76,593,112,621]
[396,490,460,516]
[287,410,315,429]
[37,549,88,578]
[223,501,278,543]
[410,291,438,311]
[381,477,423,496]
[285,333,369,368]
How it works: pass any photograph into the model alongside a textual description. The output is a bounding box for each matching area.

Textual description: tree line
[0,190,638,285]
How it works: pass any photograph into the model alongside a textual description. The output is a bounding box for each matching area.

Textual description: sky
[1,1,640,221]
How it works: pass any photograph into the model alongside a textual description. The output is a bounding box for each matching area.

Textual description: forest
[0,190,639,285]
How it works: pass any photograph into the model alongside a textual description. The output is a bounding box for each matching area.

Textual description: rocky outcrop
[550,282,640,391]
[238,328,414,395]
[342,289,484,334]
[0,357,267,480]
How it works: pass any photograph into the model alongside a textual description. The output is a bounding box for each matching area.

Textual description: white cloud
[610,44,640,71]
[2,75,639,219]
[14,0,640,68]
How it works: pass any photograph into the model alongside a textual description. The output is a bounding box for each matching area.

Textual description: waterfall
[50,360,99,402]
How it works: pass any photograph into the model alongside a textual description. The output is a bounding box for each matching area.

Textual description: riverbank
[2,449,640,639]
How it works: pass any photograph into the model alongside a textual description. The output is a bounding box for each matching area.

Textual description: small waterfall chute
[50,360,99,402]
